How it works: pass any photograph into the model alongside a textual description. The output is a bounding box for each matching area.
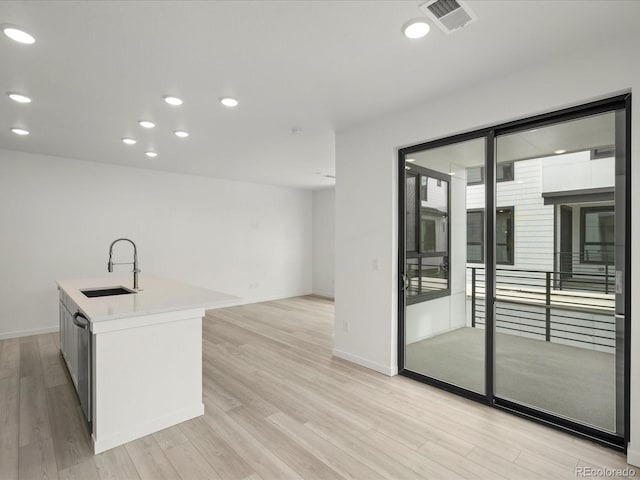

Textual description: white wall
[312,188,335,298]
[543,151,615,193]
[467,158,555,271]
[334,41,640,464]
[0,149,312,339]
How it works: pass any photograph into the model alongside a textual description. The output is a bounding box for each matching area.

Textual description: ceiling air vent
[420,0,477,34]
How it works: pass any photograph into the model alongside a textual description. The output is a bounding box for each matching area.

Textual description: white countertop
[57,274,240,322]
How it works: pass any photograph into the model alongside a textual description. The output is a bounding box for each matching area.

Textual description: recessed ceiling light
[7,92,31,103]
[220,97,238,108]
[11,127,29,135]
[139,120,155,129]
[406,158,416,163]
[121,138,136,145]
[2,25,36,44]
[145,151,158,158]
[163,95,183,106]
[402,18,430,39]
[174,130,189,138]
[554,149,567,154]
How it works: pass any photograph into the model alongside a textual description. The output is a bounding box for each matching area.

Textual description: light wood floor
[0,296,636,479]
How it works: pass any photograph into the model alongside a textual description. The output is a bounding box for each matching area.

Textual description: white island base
[92,308,205,454]
[57,275,238,454]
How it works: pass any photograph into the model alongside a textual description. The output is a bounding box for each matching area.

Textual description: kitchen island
[56,274,238,454]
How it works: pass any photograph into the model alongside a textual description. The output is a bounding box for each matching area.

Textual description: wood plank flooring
[0,295,636,479]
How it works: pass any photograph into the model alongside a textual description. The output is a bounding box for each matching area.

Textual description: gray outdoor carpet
[405,327,615,431]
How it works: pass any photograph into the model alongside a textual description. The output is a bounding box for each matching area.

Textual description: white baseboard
[628,443,640,467]
[205,291,314,311]
[332,348,397,376]
[311,291,335,299]
[93,403,204,454]
[0,325,58,340]
[244,291,314,304]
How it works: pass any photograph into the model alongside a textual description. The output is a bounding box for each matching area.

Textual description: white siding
[466,154,616,274]
[423,177,448,213]
[466,158,554,272]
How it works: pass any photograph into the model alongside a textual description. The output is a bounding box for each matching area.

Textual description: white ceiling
[1,1,639,189]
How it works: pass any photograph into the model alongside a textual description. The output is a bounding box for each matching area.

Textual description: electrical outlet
[342,320,349,332]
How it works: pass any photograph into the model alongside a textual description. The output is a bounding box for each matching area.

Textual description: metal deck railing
[469,266,615,352]
[554,251,614,294]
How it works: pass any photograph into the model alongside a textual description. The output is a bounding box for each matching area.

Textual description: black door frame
[397,93,631,452]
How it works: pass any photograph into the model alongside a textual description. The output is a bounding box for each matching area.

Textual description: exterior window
[496,162,514,182]
[466,166,483,185]
[467,210,484,263]
[496,208,515,265]
[466,161,515,185]
[581,206,614,264]
[421,218,436,252]
[406,167,449,302]
[466,207,514,265]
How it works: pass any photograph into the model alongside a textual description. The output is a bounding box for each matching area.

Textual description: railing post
[605,262,609,295]
[558,252,563,291]
[471,268,476,328]
[545,271,551,342]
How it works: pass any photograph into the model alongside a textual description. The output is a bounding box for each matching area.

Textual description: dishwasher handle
[72,311,90,330]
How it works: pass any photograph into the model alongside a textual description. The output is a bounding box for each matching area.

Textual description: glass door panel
[494,111,624,435]
[402,137,486,394]
[399,97,629,447]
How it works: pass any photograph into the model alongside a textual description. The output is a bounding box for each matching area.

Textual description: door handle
[72,312,89,330]
[615,270,623,295]
[401,273,409,291]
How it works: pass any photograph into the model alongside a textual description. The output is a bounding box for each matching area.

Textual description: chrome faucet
[107,238,141,290]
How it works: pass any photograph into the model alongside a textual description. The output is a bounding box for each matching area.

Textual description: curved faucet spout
[107,238,140,290]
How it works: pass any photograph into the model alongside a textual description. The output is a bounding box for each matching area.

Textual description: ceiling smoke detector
[420,0,477,34]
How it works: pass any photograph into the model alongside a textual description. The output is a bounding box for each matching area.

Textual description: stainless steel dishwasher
[72,311,92,433]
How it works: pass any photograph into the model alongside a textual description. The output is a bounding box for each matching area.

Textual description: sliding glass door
[401,137,487,395]
[398,95,630,449]
[492,108,629,441]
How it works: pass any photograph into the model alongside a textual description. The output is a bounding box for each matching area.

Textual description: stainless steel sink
[81,286,136,298]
